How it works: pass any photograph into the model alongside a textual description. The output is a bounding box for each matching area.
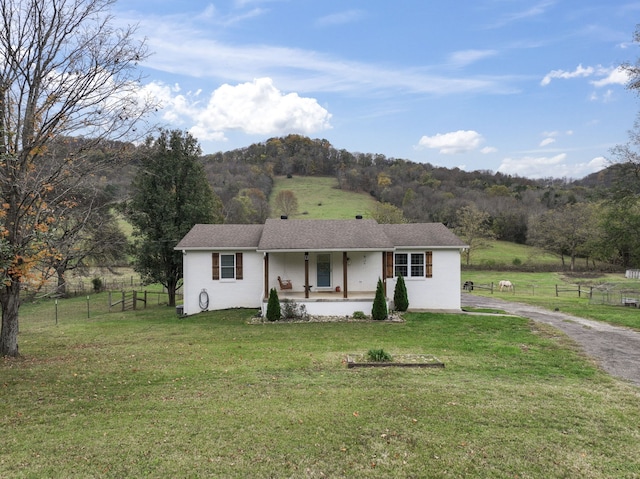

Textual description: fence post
[490,282,494,294]
[133,290,137,311]
[555,284,558,297]
[144,290,147,309]
[122,291,125,312]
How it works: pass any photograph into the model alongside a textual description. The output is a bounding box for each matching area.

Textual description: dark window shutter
[212,253,219,280]
[425,251,433,278]
[235,252,243,280]
[386,251,394,278]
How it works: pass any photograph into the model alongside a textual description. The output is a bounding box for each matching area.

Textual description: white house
[175,218,468,317]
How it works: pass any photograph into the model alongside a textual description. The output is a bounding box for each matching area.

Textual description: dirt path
[462,293,640,387]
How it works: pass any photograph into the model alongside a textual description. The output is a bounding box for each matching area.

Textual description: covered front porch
[260,250,392,317]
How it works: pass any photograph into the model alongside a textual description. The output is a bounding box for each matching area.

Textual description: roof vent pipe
[280,215,288,220]
[355,215,363,219]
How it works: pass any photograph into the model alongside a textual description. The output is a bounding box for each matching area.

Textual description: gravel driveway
[462,293,640,387]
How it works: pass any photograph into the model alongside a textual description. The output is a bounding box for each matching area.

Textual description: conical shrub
[393,274,409,312]
[266,287,281,321]
[371,278,388,321]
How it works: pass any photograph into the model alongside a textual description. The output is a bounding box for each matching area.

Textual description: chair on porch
[277,276,292,290]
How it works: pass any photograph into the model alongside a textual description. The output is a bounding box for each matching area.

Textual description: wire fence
[20,290,183,326]
[462,281,640,308]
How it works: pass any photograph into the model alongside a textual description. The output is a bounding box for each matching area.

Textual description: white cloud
[497,153,606,179]
[539,137,556,147]
[416,130,485,154]
[541,64,630,89]
[480,146,497,154]
[541,64,594,86]
[144,78,331,142]
[591,66,629,87]
[192,78,331,140]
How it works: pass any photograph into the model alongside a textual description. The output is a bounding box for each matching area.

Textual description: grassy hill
[269,176,377,219]
[468,240,564,269]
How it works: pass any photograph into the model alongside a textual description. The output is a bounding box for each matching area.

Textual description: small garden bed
[346,353,445,369]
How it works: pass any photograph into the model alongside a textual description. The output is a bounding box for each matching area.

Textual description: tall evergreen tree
[371,278,388,320]
[393,274,409,312]
[127,129,223,306]
[266,288,281,322]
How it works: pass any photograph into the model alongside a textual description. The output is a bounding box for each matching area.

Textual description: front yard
[2,299,640,478]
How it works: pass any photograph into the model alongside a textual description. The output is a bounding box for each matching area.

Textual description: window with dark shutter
[212,253,220,280]
[385,251,394,278]
[235,252,243,280]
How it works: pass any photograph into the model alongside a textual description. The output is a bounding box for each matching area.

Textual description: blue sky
[114,0,640,179]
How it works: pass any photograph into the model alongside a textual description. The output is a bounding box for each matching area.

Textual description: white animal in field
[498,280,513,292]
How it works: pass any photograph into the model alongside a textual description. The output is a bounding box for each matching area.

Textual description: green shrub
[512,257,522,266]
[266,288,281,321]
[352,311,367,320]
[281,299,308,320]
[367,348,392,362]
[91,278,103,293]
[393,275,409,311]
[371,278,388,321]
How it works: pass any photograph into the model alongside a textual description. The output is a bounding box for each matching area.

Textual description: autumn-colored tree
[274,190,299,217]
[0,0,152,357]
[369,202,407,224]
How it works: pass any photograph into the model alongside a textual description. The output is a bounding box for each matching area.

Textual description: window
[394,252,432,278]
[411,253,424,277]
[212,252,243,280]
[220,254,235,279]
[394,253,408,277]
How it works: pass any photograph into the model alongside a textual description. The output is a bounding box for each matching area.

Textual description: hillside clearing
[270,176,377,219]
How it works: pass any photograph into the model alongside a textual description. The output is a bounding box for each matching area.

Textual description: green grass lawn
[2,296,640,478]
[270,176,377,219]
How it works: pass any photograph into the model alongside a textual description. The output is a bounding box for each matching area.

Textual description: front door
[317,253,331,288]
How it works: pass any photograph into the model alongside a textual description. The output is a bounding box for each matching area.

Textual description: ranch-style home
[175,217,468,317]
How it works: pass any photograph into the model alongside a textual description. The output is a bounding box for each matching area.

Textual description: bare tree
[455,204,494,266]
[274,190,299,217]
[0,0,153,356]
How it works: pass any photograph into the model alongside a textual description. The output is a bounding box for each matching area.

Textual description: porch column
[304,252,309,299]
[263,253,269,299]
[382,251,386,296]
[342,252,348,298]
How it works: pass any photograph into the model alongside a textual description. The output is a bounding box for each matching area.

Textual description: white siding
[182,250,263,315]
[386,249,462,311]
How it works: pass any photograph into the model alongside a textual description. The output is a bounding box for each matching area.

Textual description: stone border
[346,354,445,369]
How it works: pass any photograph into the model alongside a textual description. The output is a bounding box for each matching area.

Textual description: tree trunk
[0,282,21,357]
[167,277,177,307]
[56,264,67,297]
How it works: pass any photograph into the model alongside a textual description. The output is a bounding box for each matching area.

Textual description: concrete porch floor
[271,290,377,301]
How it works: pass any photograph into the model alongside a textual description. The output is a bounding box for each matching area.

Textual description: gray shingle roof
[175,224,264,249]
[257,219,393,251]
[380,223,468,248]
[175,219,467,251]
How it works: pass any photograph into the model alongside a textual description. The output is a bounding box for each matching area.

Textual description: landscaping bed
[346,353,444,368]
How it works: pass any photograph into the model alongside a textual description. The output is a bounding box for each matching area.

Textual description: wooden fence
[109,290,148,311]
